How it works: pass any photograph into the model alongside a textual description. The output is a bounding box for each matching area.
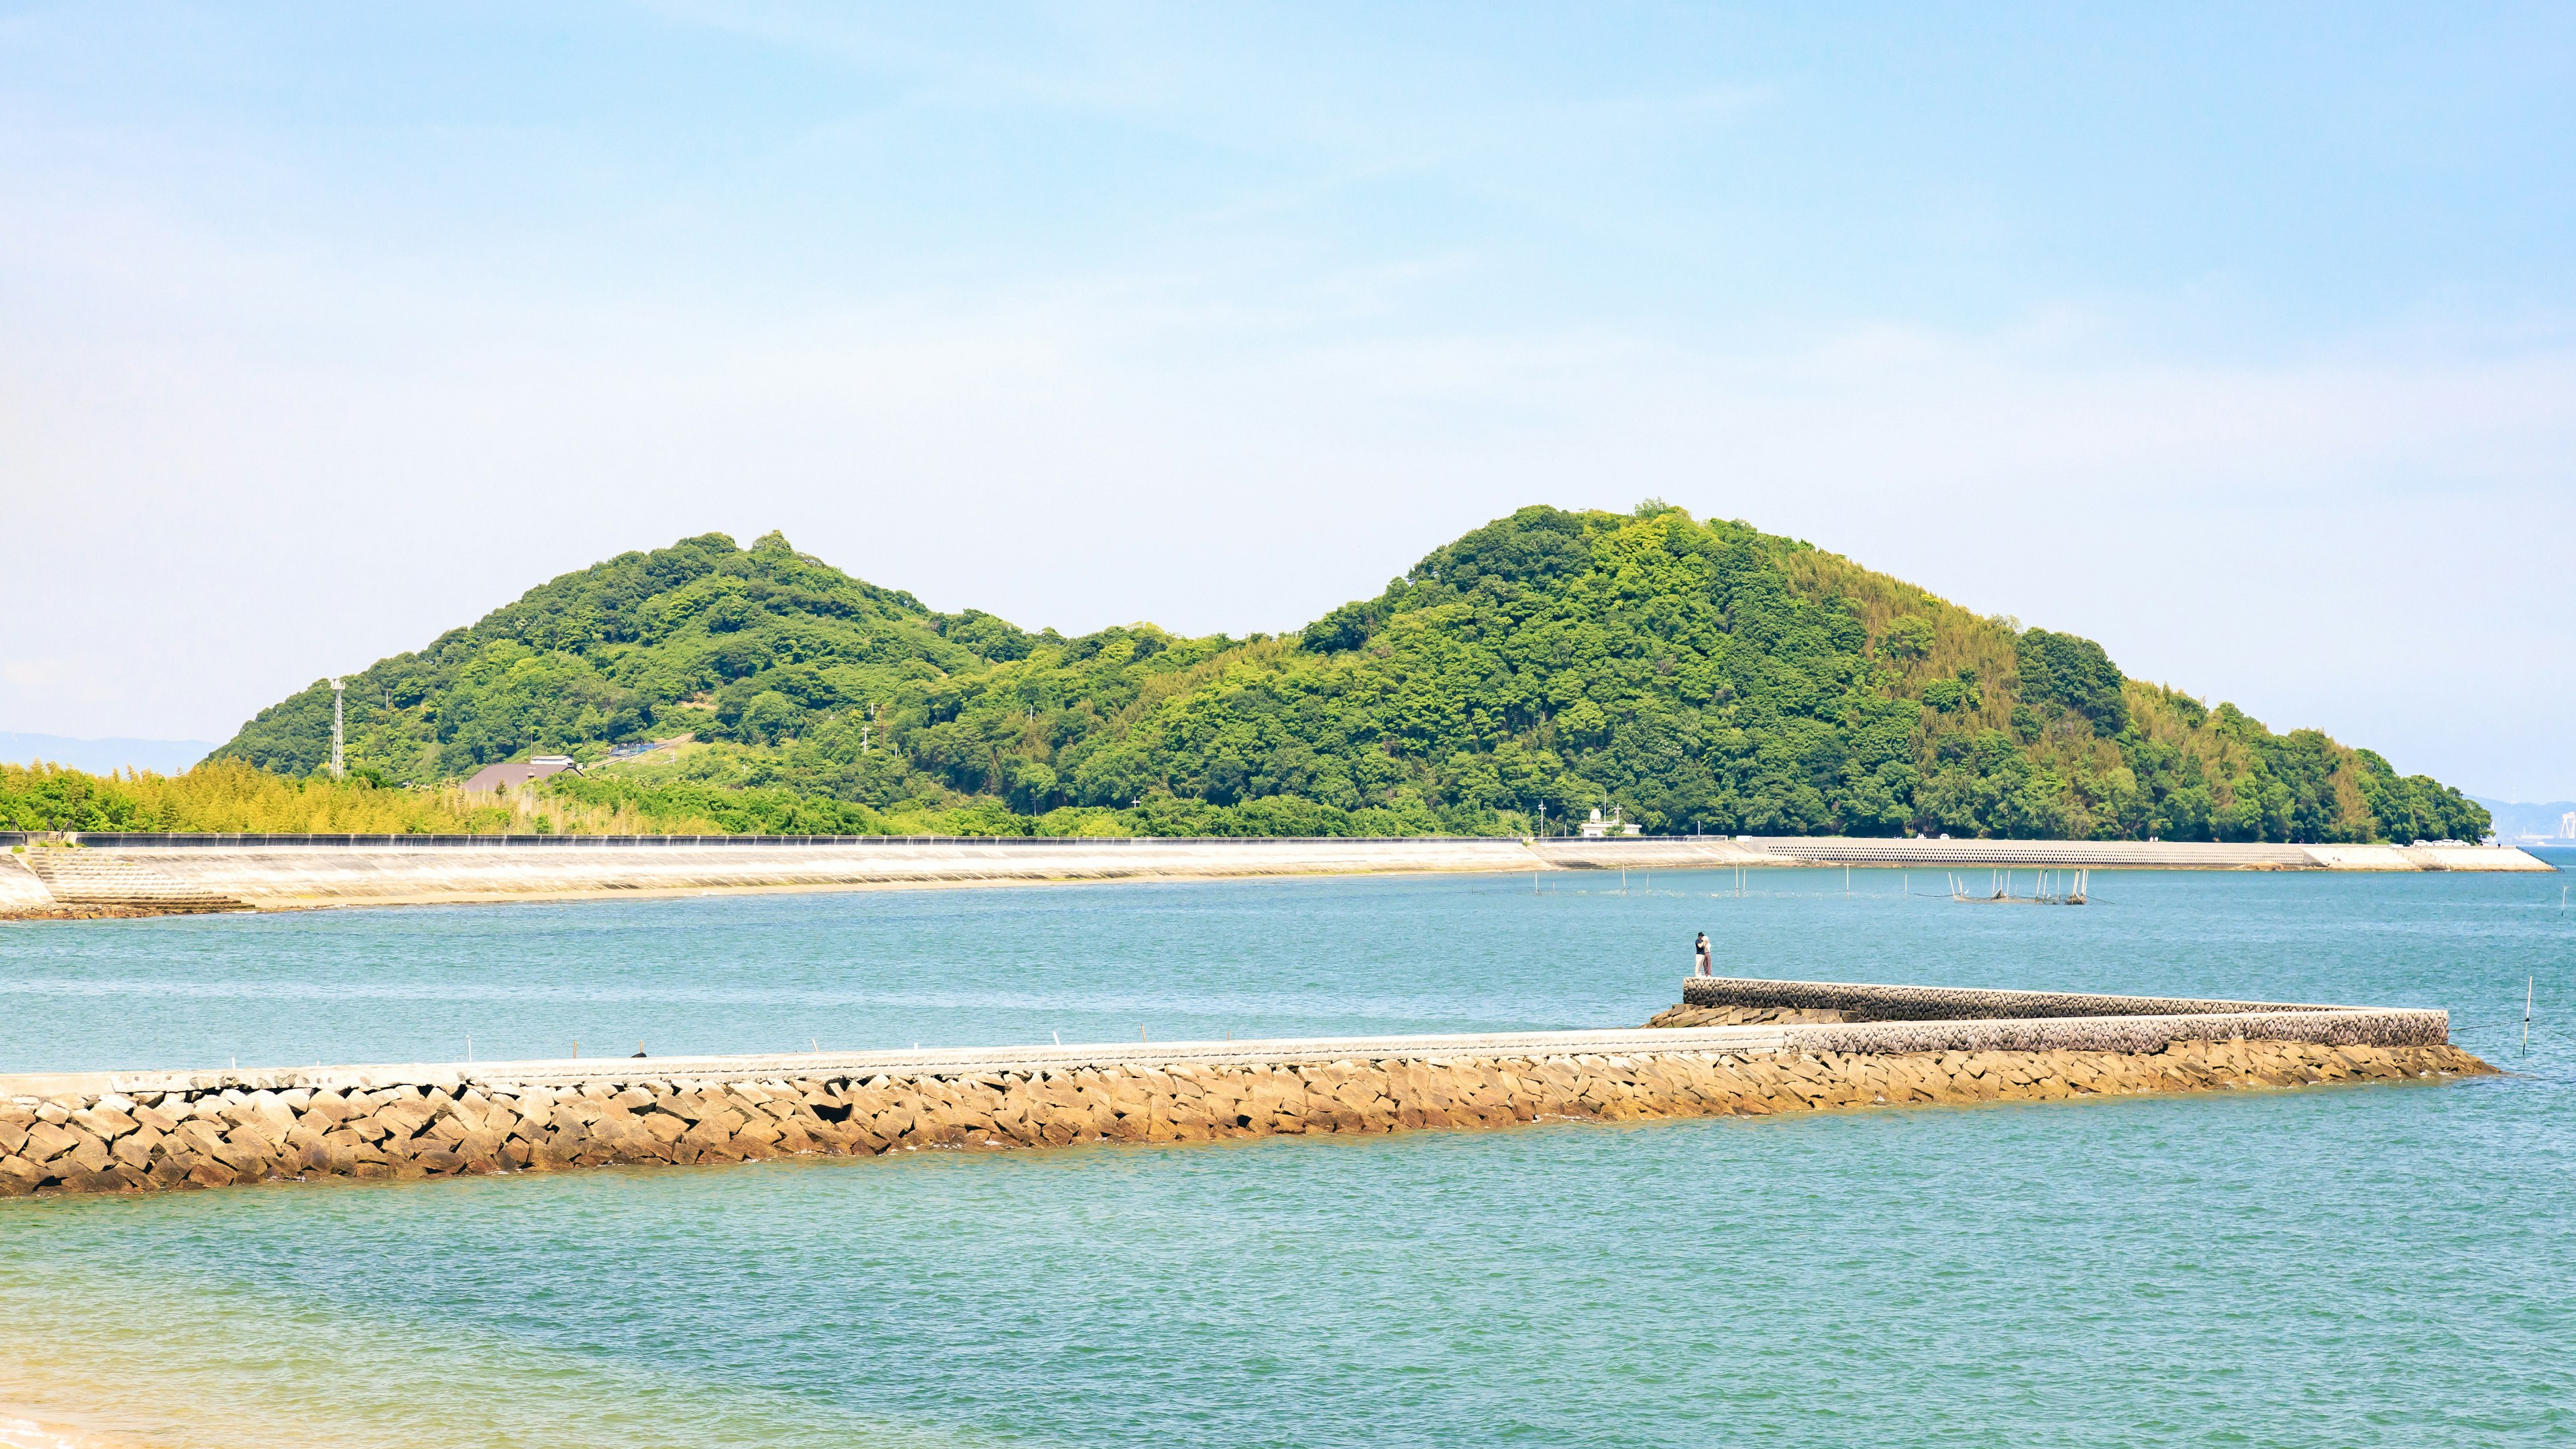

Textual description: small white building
[1578,806,1641,839]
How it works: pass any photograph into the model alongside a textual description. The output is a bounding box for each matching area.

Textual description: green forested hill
[214,508,2488,843]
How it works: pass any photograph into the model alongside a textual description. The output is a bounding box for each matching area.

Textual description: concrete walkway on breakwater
[0,833,2550,918]
[0,979,2488,1198]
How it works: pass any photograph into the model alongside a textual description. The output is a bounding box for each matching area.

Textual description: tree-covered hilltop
[214,509,2489,843]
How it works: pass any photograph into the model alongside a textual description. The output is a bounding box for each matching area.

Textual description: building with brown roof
[462,755,580,793]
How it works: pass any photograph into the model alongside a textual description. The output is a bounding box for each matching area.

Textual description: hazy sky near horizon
[3,3,2571,798]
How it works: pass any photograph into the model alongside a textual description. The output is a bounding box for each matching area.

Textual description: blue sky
[3,3,2571,796]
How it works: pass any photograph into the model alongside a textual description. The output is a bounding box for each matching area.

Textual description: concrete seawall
[0,979,2490,1199]
[0,833,2549,918]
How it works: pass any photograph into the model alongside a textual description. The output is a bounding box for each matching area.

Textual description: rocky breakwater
[1,1063,1568,1197]
[0,981,2496,1199]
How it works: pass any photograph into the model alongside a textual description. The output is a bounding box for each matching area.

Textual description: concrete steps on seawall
[15,851,252,912]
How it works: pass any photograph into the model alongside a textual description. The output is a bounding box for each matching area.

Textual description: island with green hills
[4,505,2488,842]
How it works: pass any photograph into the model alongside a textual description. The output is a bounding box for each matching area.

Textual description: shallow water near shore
[5,857,2572,1446]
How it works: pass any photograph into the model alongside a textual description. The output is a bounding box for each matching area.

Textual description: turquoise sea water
[3,857,2570,1447]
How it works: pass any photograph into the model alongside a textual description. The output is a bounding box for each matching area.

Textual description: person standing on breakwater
[1693,932,1711,976]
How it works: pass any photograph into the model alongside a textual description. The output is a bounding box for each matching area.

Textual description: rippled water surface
[5,857,2571,1446]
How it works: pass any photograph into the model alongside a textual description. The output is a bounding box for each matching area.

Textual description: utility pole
[329,678,345,780]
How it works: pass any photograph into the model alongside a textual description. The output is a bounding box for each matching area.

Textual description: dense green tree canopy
[214,509,2489,843]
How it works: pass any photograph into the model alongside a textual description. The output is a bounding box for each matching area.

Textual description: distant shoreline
[0,834,2551,922]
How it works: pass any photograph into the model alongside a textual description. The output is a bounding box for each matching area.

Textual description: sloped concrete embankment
[0,832,2548,920]
[2,837,1591,914]
[1657,975,2360,1030]
[0,985,2487,1199]
[0,855,56,916]
[1732,837,2553,872]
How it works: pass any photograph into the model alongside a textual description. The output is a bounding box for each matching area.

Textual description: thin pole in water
[2525,975,2534,1058]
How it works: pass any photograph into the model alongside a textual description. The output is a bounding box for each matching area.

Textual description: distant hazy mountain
[2472,796,2576,842]
[0,732,215,776]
